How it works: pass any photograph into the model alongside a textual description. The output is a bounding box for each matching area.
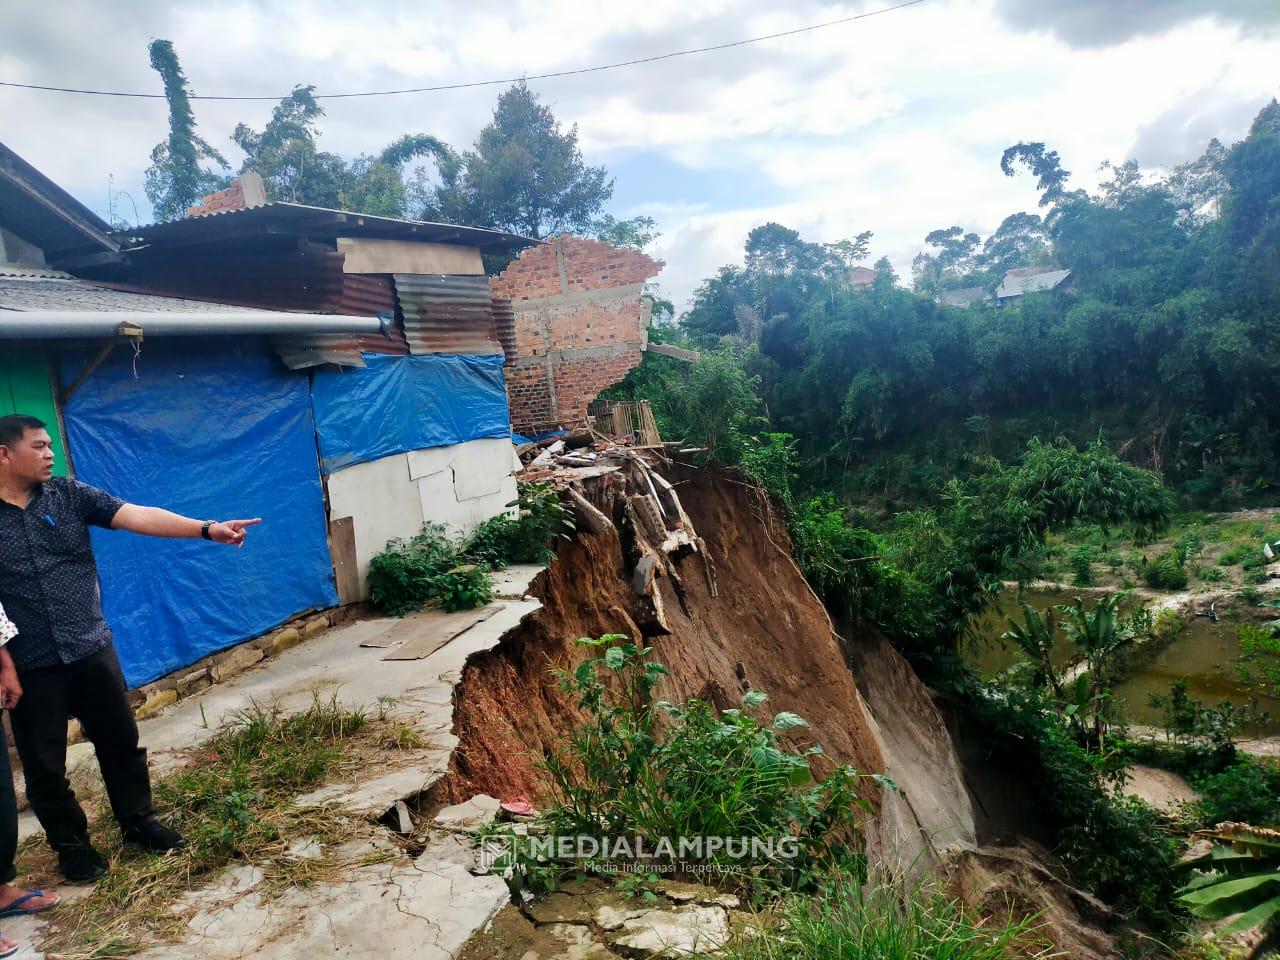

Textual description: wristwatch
[201,520,216,541]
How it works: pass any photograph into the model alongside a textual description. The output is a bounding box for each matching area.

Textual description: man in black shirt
[0,414,260,883]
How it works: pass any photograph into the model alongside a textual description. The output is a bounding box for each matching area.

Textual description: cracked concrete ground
[16,565,543,959]
[130,833,509,960]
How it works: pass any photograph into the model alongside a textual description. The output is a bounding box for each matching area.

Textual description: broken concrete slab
[657,881,740,909]
[295,764,446,819]
[133,833,508,960]
[612,904,731,956]
[491,564,547,599]
[545,923,615,959]
[435,794,502,831]
[568,488,614,535]
[594,902,648,931]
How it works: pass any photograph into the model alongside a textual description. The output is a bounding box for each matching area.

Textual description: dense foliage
[666,102,1280,507]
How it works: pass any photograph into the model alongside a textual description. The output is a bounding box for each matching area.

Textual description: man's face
[0,428,55,484]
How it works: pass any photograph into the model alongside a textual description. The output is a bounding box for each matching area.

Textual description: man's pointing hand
[210,518,262,548]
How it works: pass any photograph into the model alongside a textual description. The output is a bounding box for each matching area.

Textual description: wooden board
[329,517,361,605]
[380,605,500,661]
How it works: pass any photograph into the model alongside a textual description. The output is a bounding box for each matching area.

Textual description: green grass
[718,873,1051,960]
[28,695,386,959]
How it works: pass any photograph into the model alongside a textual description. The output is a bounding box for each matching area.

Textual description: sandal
[0,889,60,919]
[500,796,536,817]
[0,936,17,959]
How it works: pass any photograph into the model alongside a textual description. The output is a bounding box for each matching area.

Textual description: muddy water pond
[969,588,1280,736]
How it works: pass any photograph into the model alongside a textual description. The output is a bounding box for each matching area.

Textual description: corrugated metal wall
[393,274,503,356]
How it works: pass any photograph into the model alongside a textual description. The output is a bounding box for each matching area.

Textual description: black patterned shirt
[0,478,124,671]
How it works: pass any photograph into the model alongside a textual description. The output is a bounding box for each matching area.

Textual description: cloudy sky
[1,0,1276,306]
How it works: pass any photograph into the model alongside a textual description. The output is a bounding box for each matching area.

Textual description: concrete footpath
[10,565,544,959]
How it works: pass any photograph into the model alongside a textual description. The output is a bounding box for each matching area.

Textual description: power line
[0,0,929,102]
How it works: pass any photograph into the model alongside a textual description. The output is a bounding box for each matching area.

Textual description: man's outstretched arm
[111,505,261,547]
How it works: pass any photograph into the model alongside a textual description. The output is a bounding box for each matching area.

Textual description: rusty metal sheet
[393,274,503,357]
[490,295,517,363]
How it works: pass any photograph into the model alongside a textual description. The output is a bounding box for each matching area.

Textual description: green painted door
[0,351,69,476]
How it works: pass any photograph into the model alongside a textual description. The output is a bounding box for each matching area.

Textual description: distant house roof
[116,202,538,254]
[940,286,988,308]
[0,141,120,267]
[994,268,1071,301]
[849,266,877,289]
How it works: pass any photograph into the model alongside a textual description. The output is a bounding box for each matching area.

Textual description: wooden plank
[329,517,362,605]
[336,237,485,275]
[381,605,500,661]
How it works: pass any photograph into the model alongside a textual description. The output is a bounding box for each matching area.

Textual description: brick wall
[491,237,663,436]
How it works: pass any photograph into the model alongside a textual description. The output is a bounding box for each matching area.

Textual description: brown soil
[435,462,886,806]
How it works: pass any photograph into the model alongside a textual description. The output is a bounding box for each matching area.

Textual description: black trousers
[10,645,154,852]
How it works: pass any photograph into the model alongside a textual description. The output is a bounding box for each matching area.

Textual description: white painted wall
[326,437,521,598]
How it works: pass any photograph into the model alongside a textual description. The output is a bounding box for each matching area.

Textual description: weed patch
[28,695,396,958]
[718,871,1051,960]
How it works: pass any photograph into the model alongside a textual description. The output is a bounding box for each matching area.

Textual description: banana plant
[1001,602,1067,703]
[1057,595,1133,748]
[1180,822,1280,958]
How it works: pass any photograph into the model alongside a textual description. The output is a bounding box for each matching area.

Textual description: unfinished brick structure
[491,236,663,437]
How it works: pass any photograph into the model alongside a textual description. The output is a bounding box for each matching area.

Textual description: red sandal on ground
[500,796,536,817]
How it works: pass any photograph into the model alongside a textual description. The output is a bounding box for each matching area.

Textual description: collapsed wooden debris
[515,427,716,605]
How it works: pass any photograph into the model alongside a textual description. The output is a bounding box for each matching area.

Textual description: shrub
[1152,608,1186,643]
[1195,759,1280,826]
[1173,530,1204,565]
[434,564,494,612]
[542,636,884,895]
[1242,550,1269,571]
[1218,543,1253,566]
[1145,551,1189,590]
[461,481,575,568]
[367,524,461,615]
[1069,545,1095,586]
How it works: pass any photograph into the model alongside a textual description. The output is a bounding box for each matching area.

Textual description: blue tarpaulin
[60,340,339,688]
[311,353,511,473]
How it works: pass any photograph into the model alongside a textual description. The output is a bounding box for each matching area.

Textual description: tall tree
[232,89,455,215]
[911,226,982,293]
[143,40,229,222]
[421,81,621,239]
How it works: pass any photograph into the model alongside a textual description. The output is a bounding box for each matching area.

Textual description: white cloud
[1,0,1275,309]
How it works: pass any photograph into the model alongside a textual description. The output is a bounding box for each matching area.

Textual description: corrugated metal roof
[0,276,387,355]
[100,243,397,317]
[117,202,537,254]
[0,276,301,314]
[393,274,502,356]
[995,268,1072,300]
[491,295,517,363]
[0,264,75,280]
[0,141,119,265]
